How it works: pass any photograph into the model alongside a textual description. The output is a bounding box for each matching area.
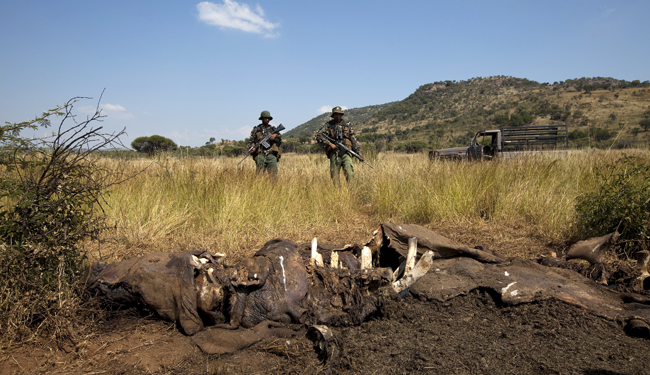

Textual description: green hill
[285,76,650,153]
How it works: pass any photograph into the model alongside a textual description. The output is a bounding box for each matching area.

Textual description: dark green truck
[429,125,569,160]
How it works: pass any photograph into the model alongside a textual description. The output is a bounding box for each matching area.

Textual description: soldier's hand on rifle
[358,152,364,161]
[269,134,277,141]
[327,142,339,152]
[248,146,257,152]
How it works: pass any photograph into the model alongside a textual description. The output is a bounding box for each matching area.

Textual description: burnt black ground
[174,290,650,375]
[5,289,649,375]
[336,290,649,375]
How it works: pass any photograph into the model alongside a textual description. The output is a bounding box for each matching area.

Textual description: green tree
[131,135,177,155]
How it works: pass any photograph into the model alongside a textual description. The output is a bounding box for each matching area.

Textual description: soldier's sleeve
[348,123,362,153]
[275,130,282,146]
[313,123,329,146]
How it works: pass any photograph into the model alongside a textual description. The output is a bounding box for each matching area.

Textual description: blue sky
[1,0,648,147]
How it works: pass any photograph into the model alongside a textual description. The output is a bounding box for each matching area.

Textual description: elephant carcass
[368,223,504,268]
[86,238,393,336]
[217,239,394,329]
[86,251,215,335]
[217,239,309,329]
[410,257,650,325]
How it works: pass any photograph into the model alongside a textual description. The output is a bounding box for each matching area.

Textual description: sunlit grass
[97,149,649,260]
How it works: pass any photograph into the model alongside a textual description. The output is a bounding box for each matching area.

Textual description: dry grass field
[94,148,650,264]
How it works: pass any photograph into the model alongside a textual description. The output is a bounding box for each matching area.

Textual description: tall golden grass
[96,149,649,262]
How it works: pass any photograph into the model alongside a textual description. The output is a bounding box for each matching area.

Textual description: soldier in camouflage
[247,111,282,177]
[313,106,363,184]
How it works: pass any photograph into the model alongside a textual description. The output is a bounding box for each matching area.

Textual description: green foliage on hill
[285,76,650,153]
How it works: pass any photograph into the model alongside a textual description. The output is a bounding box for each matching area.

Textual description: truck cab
[467,130,502,160]
[430,130,502,160]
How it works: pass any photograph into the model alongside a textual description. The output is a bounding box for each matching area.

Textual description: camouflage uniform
[314,108,361,184]
[247,119,282,177]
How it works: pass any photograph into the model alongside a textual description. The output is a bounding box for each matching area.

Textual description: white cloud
[101,103,133,120]
[101,103,126,112]
[78,103,133,120]
[318,105,348,115]
[318,105,332,114]
[197,0,280,37]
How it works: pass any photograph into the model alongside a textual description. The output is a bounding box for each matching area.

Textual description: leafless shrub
[0,94,131,344]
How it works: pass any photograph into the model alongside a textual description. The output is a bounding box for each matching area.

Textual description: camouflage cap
[259,110,273,120]
[331,106,345,117]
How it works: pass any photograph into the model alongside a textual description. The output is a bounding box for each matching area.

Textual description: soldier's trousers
[329,152,354,184]
[254,153,278,177]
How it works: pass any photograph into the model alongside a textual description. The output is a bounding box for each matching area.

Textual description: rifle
[237,124,285,166]
[320,133,374,169]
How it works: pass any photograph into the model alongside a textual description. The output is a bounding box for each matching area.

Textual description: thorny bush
[574,155,650,257]
[0,96,128,343]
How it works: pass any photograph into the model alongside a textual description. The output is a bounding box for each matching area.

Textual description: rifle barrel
[321,133,373,169]
[238,124,284,167]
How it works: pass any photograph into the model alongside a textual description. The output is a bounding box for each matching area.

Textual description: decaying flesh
[86,223,650,355]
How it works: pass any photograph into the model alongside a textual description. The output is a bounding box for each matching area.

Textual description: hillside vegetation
[284,76,650,153]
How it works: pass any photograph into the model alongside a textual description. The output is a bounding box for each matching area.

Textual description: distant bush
[593,127,613,141]
[358,133,389,143]
[361,126,379,134]
[403,140,429,153]
[614,139,634,149]
[569,130,588,140]
[222,144,246,157]
[640,119,650,132]
[196,143,217,156]
[494,114,509,126]
[281,140,299,153]
[574,156,650,257]
[131,135,177,155]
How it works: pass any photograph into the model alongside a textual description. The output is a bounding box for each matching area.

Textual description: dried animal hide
[373,223,504,266]
[86,252,207,335]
